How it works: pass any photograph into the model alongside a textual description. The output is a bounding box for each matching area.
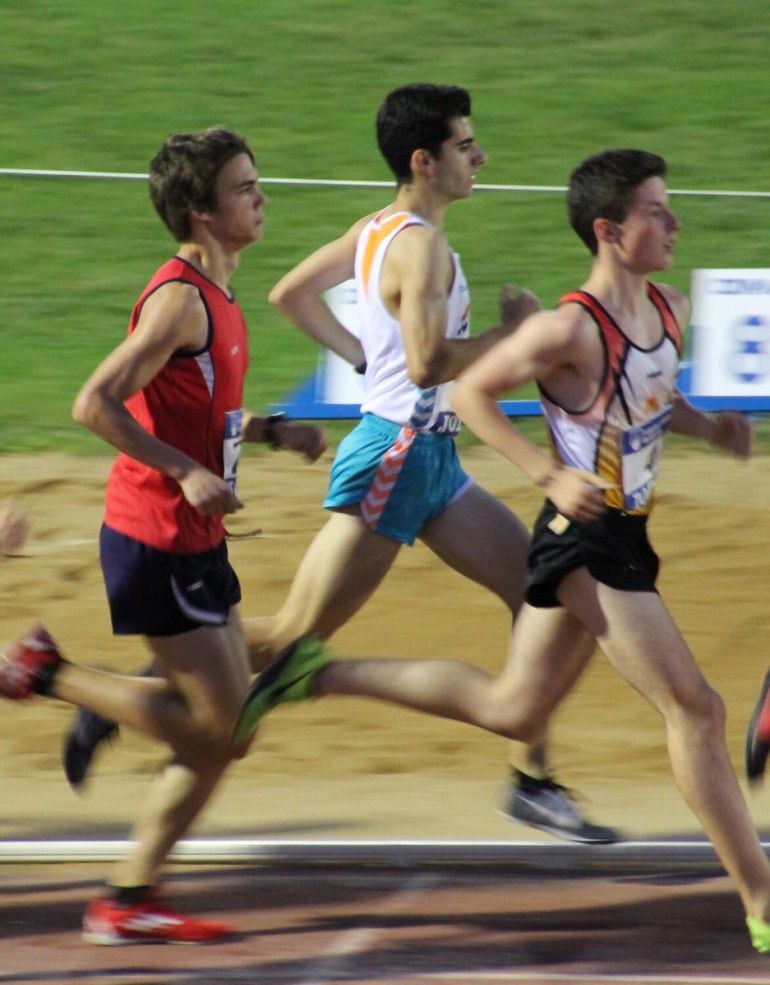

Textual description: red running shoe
[0,623,62,700]
[746,669,770,782]
[82,894,233,945]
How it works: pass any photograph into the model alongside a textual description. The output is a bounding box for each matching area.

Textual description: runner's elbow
[72,385,101,431]
[268,280,299,314]
[407,351,451,389]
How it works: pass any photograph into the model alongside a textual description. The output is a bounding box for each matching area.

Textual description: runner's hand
[278,423,327,462]
[499,283,541,330]
[711,412,752,459]
[179,468,243,516]
[544,467,609,523]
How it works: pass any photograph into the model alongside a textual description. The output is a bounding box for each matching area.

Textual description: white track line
[428,975,769,984]
[299,872,440,985]
[0,837,756,865]
[4,168,770,199]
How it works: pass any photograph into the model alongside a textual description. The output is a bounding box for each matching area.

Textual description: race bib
[411,385,461,435]
[428,411,461,435]
[223,409,243,495]
[620,406,672,510]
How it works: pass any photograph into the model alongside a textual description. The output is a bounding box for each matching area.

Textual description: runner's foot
[747,915,770,954]
[501,769,621,844]
[63,709,120,789]
[0,623,63,700]
[233,636,332,745]
[746,670,770,782]
[82,893,232,945]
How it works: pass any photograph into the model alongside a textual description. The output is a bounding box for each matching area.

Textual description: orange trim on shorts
[360,426,417,528]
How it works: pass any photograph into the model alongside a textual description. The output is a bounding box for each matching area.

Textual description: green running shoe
[234,636,332,745]
[747,915,770,954]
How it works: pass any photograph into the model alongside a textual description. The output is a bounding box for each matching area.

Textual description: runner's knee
[171,702,242,763]
[695,684,726,730]
[482,693,545,742]
[668,678,726,734]
[183,725,238,765]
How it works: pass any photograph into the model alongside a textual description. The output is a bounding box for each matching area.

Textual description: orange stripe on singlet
[558,285,683,512]
[360,212,414,298]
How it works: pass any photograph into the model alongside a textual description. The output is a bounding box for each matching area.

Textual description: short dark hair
[567,149,667,255]
[148,127,254,242]
[376,83,472,185]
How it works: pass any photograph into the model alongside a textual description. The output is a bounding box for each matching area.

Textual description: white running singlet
[354,209,470,434]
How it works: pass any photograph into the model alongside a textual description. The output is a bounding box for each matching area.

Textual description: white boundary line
[0,837,758,865]
[301,872,440,985]
[429,975,770,984]
[2,167,770,198]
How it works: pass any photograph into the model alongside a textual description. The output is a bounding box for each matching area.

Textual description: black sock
[112,885,152,907]
[514,769,553,790]
[32,658,68,696]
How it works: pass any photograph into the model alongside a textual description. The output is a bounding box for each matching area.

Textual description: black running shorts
[99,524,241,636]
[525,501,660,608]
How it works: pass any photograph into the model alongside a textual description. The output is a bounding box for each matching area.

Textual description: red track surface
[2,860,769,984]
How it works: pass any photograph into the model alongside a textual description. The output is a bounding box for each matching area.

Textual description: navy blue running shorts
[99,524,242,636]
[525,501,660,608]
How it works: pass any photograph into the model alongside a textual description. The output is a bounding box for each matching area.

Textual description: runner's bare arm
[654,287,750,457]
[269,218,370,368]
[73,283,242,515]
[451,310,608,520]
[390,226,539,385]
[670,391,752,459]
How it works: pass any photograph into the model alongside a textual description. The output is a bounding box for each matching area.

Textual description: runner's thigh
[148,607,250,726]
[557,569,710,713]
[276,510,402,639]
[489,602,595,721]
[420,484,530,610]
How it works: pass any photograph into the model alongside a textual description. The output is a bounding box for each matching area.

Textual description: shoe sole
[82,930,211,945]
[498,809,621,845]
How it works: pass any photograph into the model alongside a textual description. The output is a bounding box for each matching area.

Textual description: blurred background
[3,0,770,452]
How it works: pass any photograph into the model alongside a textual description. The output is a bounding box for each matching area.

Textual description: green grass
[3,0,770,452]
